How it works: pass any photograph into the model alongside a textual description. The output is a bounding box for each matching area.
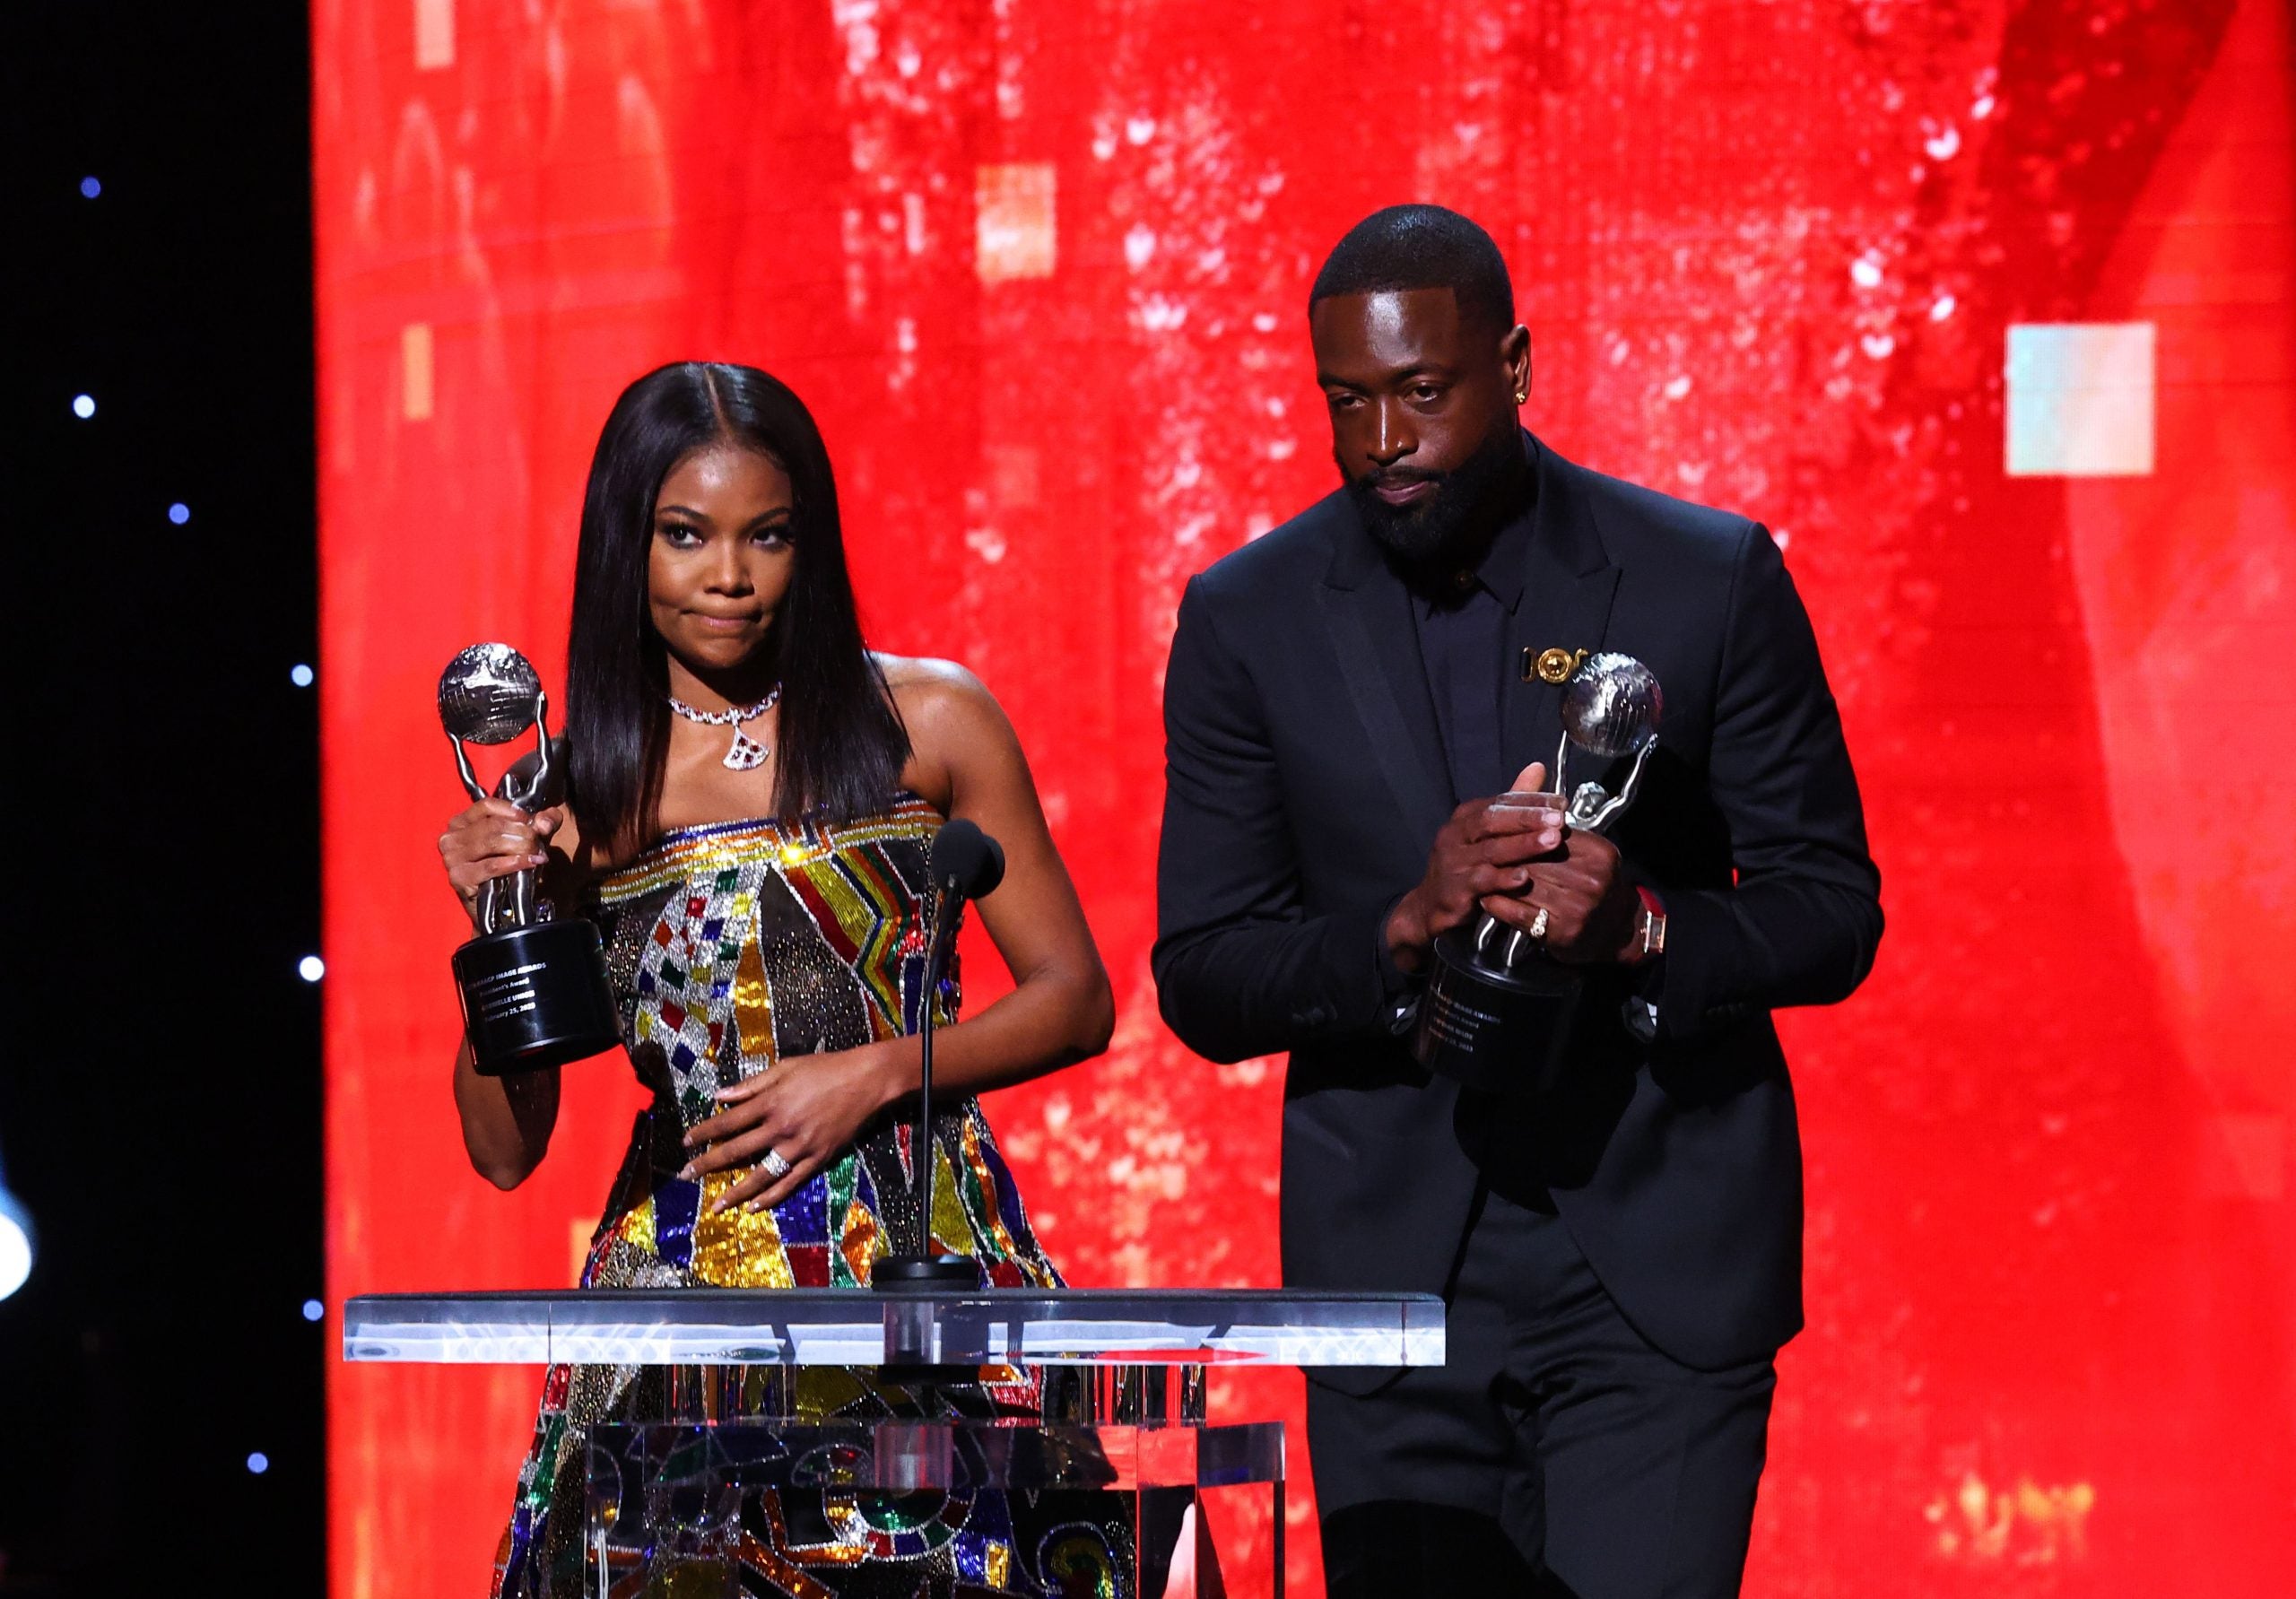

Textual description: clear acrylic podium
[344,1288,1444,1595]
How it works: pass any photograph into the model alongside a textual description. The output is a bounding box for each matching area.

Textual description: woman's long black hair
[563,361,910,851]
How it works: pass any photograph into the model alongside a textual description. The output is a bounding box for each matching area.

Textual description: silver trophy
[442,644,560,934]
[439,644,621,1075]
[1557,654,1663,832]
[1413,653,1665,1091]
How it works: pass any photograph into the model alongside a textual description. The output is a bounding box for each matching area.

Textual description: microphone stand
[874,871,979,1294]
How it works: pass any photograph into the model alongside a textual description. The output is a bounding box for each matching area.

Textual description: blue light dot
[72,395,96,420]
[81,176,101,199]
[290,663,315,688]
[247,1453,270,1474]
[301,1299,324,1322]
[298,955,326,983]
[169,502,191,526]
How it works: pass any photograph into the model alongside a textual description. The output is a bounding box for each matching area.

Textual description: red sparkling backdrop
[317,2,2296,1595]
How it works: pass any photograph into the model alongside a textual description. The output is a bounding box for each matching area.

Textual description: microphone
[874,819,1006,1293]
[930,817,1007,903]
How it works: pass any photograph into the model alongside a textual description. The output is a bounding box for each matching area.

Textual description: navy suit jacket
[1152,432,1883,1377]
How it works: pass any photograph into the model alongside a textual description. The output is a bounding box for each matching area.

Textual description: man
[1152,205,1883,1596]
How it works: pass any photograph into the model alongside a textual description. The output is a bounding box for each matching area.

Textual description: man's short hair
[1309,204,1515,335]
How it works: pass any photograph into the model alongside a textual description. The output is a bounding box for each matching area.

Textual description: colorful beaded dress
[491,795,1131,1598]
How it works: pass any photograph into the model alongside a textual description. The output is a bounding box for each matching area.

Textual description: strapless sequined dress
[491,797,1129,1598]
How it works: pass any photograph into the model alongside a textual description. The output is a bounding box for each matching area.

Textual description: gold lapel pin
[1523,647,1586,685]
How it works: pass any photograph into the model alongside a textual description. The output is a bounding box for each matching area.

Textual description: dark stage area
[2,5,324,1592]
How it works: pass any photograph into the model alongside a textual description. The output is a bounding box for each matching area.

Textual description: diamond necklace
[666,686,781,770]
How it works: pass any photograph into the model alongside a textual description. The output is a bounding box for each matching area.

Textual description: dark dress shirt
[1412,500,1536,805]
[1367,498,1540,1016]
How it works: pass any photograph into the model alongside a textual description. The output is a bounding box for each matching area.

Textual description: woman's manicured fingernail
[676,1162,696,1180]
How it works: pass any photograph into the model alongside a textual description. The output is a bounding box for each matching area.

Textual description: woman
[439,362,1120,1597]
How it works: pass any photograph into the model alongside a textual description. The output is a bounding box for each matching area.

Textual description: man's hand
[1488,826,1641,965]
[1385,762,1568,973]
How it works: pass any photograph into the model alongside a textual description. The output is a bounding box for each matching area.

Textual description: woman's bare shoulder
[875,653,998,721]
[874,654,1018,794]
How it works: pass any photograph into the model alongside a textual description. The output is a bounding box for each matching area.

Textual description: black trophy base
[1412,925,1583,1095]
[452,917,622,1076]
[872,1255,980,1293]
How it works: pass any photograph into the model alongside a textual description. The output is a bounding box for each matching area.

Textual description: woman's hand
[439,798,557,911]
[679,1043,910,1214]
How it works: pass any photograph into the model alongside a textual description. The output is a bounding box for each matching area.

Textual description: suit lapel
[1316,512,1456,847]
[1502,438,1622,790]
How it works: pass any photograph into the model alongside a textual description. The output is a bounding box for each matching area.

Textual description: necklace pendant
[725,728,770,770]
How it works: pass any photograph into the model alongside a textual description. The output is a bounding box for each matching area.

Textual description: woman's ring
[760,1148,793,1179]
[1527,906,1552,943]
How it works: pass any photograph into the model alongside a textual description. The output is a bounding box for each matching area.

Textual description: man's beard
[1341,423,1526,569]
